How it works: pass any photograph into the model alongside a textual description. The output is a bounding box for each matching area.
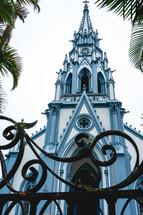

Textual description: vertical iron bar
[106,198,116,215]
[0,201,6,215]
[29,200,39,215]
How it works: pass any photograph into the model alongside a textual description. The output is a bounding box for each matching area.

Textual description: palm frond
[94,0,143,24]
[0,77,7,113]
[14,3,29,22]
[0,44,22,89]
[129,23,143,72]
[16,0,40,12]
[0,0,14,26]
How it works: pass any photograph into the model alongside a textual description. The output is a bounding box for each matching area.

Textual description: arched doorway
[68,163,100,215]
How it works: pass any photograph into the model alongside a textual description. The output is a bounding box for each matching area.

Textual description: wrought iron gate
[0,116,143,215]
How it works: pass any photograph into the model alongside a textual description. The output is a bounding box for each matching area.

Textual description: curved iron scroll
[0,115,143,195]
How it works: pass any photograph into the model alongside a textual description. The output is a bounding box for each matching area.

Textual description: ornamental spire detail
[78,1,94,35]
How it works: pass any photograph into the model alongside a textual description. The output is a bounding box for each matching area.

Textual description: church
[1,2,143,215]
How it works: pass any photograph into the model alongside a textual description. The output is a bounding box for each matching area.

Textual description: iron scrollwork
[0,115,143,214]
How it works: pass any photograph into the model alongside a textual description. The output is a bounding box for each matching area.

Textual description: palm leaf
[14,3,29,22]
[0,44,22,89]
[94,0,143,24]
[129,23,143,72]
[0,78,7,113]
[16,0,40,12]
[0,0,14,26]
[0,8,13,26]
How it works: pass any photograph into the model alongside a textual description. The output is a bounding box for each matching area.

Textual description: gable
[77,58,92,75]
[57,91,109,154]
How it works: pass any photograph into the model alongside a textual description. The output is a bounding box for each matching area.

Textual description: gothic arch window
[68,163,100,215]
[97,72,105,93]
[84,35,87,43]
[79,69,90,92]
[136,176,143,215]
[81,72,89,91]
[73,163,99,188]
[66,73,72,94]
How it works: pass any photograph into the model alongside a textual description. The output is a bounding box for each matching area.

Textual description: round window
[77,116,91,129]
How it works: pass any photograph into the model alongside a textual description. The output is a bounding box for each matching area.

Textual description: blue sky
[1,0,143,136]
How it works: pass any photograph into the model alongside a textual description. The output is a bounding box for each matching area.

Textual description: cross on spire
[83,0,89,4]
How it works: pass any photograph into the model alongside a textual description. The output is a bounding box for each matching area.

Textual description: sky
[1,0,143,138]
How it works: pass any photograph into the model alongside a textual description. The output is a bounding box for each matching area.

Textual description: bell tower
[54,2,115,100]
[43,2,132,214]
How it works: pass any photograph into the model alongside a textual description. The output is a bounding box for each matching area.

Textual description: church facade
[2,3,143,215]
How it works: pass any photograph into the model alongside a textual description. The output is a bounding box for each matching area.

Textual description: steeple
[78,2,93,35]
[54,2,115,100]
[71,1,99,48]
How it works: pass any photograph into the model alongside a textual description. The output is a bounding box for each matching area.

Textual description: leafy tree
[95,0,143,72]
[0,0,40,113]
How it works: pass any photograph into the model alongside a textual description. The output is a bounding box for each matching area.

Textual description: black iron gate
[0,116,143,215]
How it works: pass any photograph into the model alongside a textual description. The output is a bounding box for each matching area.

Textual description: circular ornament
[81,48,90,55]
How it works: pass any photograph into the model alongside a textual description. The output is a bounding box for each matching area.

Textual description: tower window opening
[66,73,72,94]
[98,78,101,93]
[81,72,89,92]
[69,81,72,94]
[84,35,87,43]
[97,73,105,94]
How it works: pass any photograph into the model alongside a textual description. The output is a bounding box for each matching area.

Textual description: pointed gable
[57,90,107,153]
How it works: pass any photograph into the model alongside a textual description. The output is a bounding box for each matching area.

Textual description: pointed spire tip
[83,0,89,10]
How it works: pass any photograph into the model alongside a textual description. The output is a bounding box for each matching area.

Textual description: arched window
[97,72,105,94]
[81,72,89,92]
[66,73,72,94]
[79,69,91,93]
[79,68,91,92]
[68,163,99,215]
[84,35,87,43]
[73,165,98,188]
[98,78,101,93]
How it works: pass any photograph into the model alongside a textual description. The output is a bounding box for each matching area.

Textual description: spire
[78,1,93,35]
[70,2,100,47]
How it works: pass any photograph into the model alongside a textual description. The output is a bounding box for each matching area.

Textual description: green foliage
[94,0,143,72]
[0,0,40,112]
[0,0,14,26]
[129,23,143,72]
[0,44,22,90]
[95,0,143,24]
[16,0,40,12]
[14,2,29,23]
[0,79,6,113]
